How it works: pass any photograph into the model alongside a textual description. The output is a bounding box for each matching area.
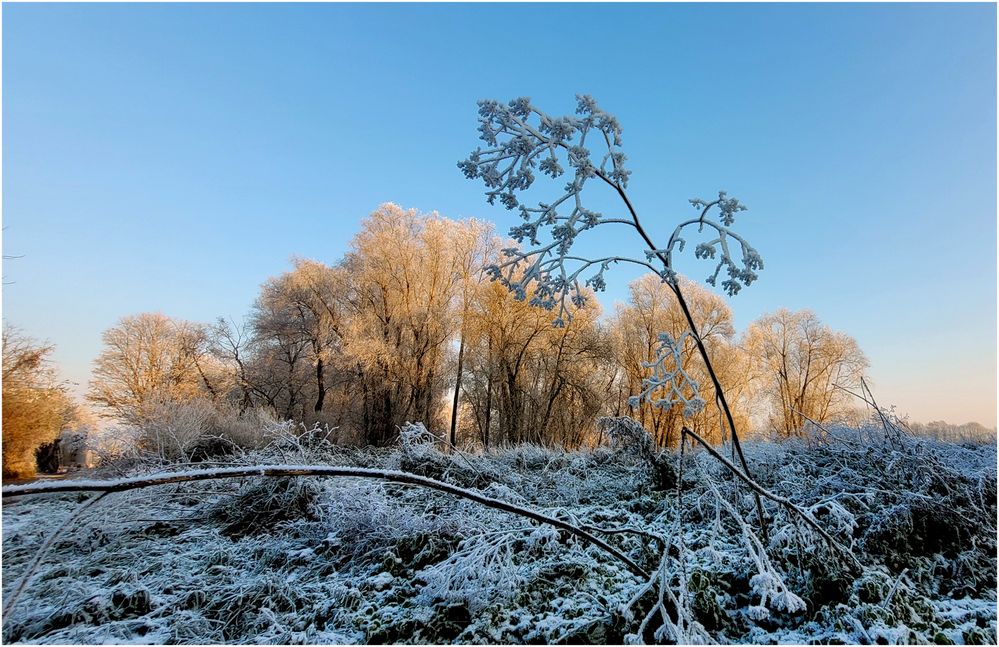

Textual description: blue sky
[3,3,996,427]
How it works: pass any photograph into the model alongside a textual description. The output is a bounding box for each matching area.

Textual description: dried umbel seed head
[460,95,764,331]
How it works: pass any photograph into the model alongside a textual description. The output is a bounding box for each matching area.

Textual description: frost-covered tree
[207,317,264,413]
[340,204,471,445]
[908,420,996,443]
[459,95,763,468]
[200,209,547,446]
[743,308,868,435]
[246,259,350,421]
[248,273,318,420]
[88,313,213,423]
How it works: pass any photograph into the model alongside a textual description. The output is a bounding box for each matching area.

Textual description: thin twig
[882,568,908,609]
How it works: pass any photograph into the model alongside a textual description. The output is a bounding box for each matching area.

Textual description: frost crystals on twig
[459,95,763,327]
[655,191,764,296]
[628,331,706,418]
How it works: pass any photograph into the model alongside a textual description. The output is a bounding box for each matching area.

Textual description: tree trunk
[449,333,465,447]
[484,354,493,450]
[314,357,326,413]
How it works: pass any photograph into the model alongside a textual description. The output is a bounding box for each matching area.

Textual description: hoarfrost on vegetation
[458,95,764,329]
[2,424,996,644]
[629,331,707,418]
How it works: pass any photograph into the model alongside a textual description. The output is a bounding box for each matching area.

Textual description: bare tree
[743,308,868,435]
[247,277,316,420]
[88,313,210,423]
[207,317,259,412]
[247,259,350,421]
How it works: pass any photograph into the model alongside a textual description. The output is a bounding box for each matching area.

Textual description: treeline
[82,204,869,453]
[908,420,996,444]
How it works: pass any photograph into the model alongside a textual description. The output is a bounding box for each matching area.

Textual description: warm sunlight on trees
[341,205,458,444]
[743,308,868,435]
[2,327,75,478]
[446,219,498,447]
[79,209,874,453]
[461,274,611,449]
[88,313,211,423]
[337,204,501,445]
[608,275,752,448]
[283,259,349,415]
[248,264,342,422]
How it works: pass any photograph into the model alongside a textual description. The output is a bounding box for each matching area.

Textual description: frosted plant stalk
[460,94,767,534]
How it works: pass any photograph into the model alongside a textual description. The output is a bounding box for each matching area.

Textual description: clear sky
[3,3,996,427]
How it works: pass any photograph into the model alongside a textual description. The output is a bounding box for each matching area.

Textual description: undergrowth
[2,423,995,644]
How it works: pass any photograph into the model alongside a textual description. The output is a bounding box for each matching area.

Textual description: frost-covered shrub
[86,424,145,469]
[417,527,528,613]
[598,416,654,460]
[396,421,489,488]
[321,480,451,564]
[206,476,324,538]
[254,419,340,464]
[209,402,281,452]
[102,397,287,464]
[398,421,438,462]
[597,416,677,490]
[130,396,217,461]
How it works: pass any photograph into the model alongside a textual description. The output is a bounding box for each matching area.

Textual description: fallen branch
[681,427,863,572]
[1,464,649,579]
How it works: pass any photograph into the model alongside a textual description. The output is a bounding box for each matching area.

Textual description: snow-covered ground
[2,426,996,644]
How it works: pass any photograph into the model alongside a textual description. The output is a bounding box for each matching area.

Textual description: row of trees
[85,204,870,450]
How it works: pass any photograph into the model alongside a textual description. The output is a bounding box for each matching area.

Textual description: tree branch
[681,427,862,572]
[2,465,649,578]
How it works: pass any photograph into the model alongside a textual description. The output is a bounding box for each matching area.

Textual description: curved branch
[2,465,649,578]
[561,255,663,276]
[681,427,862,572]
